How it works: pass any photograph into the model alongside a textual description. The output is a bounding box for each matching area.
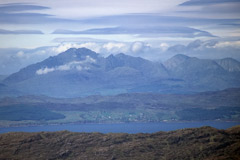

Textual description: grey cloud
[52,37,110,43]
[78,14,240,37]
[178,0,240,18]
[0,12,74,24]
[187,40,202,50]
[168,39,212,52]
[52,26,215,38]
[0,3,75,24]
[180,0,240,6]
[0,3,54,24]
[185,39,218,50]
[0,29,43,34]
[204,40,219,47]
[0,12,50,24]
[0,5,238,27]
[81,14,239,26]
[221,23,240,26]
[52,29,82,34]
[0,3,49,13]
[167,44,187,53]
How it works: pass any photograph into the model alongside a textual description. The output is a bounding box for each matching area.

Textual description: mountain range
[1,48,240,98]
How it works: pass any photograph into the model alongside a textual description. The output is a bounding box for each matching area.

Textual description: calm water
[0,121,239,134]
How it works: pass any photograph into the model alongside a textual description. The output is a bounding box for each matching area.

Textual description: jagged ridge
[1,48,240,97]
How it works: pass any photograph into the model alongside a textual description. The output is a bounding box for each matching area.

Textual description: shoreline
[1,119,240,128]
[1,121,239,134]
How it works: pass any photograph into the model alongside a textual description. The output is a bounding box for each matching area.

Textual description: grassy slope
[0,104,65,121]
[0,126,240,160]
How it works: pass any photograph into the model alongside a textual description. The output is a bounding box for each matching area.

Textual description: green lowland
[0,88,239,127]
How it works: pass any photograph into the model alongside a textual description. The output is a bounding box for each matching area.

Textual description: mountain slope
[2,48,170,97]
[163,54,190,70]
[4,48,101,84]
[0,83,22,98]
[0,126,239,160]
[215,58,240,72]
[163,54,240,91]
[3,48,110,97]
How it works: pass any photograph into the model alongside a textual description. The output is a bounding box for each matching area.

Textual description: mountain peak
[106,54,114,59]
[215,57,240,72]
[172,54,190,60]
[3,48,99,83]
[164,54,190,70]
[60,47,98,59]
[218,57,239,62]
[65,47,77,52]
[115,53,129,58]
[65,47,90,52]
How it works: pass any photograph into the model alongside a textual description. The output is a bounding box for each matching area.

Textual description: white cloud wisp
[36,56,96,75]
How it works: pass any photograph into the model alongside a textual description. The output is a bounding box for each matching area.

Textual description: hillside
[0,88,239,127]
[0,126,240,160]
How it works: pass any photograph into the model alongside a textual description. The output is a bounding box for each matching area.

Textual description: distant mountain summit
[2,48,240,97]
[164,54,190,70]
[215,58,240,72]
[4,48,100,84]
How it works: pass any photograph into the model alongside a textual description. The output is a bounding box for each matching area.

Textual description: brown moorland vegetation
[0,125,240,160]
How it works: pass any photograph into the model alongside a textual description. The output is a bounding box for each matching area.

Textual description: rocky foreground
[0,126,240,160]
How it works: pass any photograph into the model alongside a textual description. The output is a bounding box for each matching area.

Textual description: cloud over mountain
[1,38,240,75]
[36,56,96,75]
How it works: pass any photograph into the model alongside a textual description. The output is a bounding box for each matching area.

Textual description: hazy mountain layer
[2,48,240,97]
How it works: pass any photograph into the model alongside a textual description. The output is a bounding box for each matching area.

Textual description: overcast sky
[0,0,240,74]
